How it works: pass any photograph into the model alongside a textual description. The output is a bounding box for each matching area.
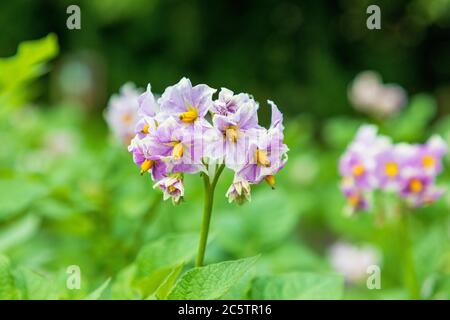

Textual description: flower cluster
[339,125,447,212]
[348,71,407,118]
[104,83,142,144]
[128,78,288,204]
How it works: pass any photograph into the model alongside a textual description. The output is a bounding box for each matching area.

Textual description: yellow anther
[225,126,239,143]
[172,142,184,159]
[422,155,435,168]
[168,185,177,193]
[409,179,423,193]
[140,159,153,175]
[348,194,360,207]
[141,124,150,134]
[352,164,365,177]
[385,162,398,177]
[265,175,276,189]
[179,106,198,123]
[256,149,271,167]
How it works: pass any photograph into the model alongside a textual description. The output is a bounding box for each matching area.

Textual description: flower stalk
[398,211,421,299]
[195,164,225,267]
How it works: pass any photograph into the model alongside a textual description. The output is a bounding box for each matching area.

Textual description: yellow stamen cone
[140,159,153,175]
[256,149,271,167]
[265,175,276,189]
[179,107,198,123]
[172,142,184,159]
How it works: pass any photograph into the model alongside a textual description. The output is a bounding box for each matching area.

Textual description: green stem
[398,210,421,299]
[195,164,225,267]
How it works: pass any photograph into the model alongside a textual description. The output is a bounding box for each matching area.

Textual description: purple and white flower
[154,175,184,204]
[105,83,142,144]
[127,78,288,204]
[339,124,447,212]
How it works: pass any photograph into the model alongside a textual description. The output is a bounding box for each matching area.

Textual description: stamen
[140,159,153,175]
[352,164,365,177]
[265,175,275,189]
[385,162,398,177]
[179,106,198,123]
[348,194,360,207]
[225,126,239,143]
[141,124,150,134]
[172,142,184,159]
[256,149,271,167]
[409,179,423,193]
[422,155,435,168]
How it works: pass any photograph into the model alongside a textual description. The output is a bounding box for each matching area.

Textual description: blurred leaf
[0,179,47,221]
[322,117,362,150]
[133,233,198,296]
[85,278,111,300]
[14,268,57,300]
[385,94,436,142]
[154,263,183,300]
[249,272,343,300]
[217,190,300,256]
[111,265,140,300]
[0,254,20,299]
[0,34,58,111]
[0,215,41,252]
[167,256,258,300]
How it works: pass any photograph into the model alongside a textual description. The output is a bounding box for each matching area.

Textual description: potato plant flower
[339,125,447,214]
[128,77,288,266]
[104,83,142,144]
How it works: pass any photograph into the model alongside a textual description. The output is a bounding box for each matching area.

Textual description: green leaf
[0,255,20,299]
[249,272,344,300]
[111,265,141,300]
[85,278,111,300]
[167,256,259,300]
[14,268,57,300]
[385,94,436,142]
[217,191,300,256]
[0,179,47,221]
[0,34,59,111]
[0,215,41,252]
[154,263,184,300]
[133,233,198,296]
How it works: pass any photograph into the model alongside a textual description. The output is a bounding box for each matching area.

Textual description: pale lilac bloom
[339,125,390,190]
[226,175,251,205]
[340,176,371,213]
[329,242,380,283]
[158,77,216,127]
[374,143,415,191]
[128,135,167,181]
[105,83,141,144]
[238,101,288,186]
[209,101,261,169]
[348,71,407,118]
[146,117,205,174]
[413,135,447,176]
[138,84,160,117]
[211,88,253,116]
[135,116,157,139]
[154,176,184,204]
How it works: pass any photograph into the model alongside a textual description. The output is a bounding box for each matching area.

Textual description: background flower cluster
[339,125,447,212]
